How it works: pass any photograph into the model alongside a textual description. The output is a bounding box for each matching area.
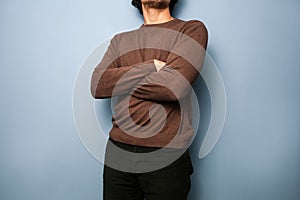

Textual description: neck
[142,6,174,25]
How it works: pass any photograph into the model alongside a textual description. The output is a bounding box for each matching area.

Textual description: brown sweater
[91,18,208,149]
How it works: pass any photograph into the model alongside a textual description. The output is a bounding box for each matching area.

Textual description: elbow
[165,93,180,101]
[90,75,99,98]
[90,73,109,99]
[90,71,98,98]
[90,83,112,99]
[90,86,108,99]
[156,88,186,101]
[90,89,107,99]
[90,83,98,99]
[90,81,104,99]
[165,84,189,101]
[166,91,186,101]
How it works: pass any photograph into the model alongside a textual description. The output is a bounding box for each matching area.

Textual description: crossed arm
[90,21,208,101]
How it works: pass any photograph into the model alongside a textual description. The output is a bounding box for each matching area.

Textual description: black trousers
[103,138,194,200]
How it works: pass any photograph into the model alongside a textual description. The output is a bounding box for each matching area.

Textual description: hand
[154,59,166,72]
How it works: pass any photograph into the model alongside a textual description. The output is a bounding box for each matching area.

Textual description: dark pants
[103,138,194,200]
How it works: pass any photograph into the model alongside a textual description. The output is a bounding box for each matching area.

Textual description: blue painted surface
[0,0,299,199]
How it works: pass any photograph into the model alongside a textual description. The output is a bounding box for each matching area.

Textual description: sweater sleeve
[90,35,157,99]
[130,21,208,102]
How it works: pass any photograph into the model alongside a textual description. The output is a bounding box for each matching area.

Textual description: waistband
[108,137,162,153]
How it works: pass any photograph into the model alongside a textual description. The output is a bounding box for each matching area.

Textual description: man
[90,0,208,199]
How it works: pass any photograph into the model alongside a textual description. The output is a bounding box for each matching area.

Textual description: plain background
[1,0,300,199]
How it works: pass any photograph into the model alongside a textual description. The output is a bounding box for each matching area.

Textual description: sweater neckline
[140,18,179,28]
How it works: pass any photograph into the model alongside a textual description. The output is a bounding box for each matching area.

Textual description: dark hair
[131,0,178,15]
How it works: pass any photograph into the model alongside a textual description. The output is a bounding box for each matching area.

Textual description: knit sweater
[91,18,208,149]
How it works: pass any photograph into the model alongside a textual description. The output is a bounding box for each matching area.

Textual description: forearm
[131,61,200,101]
[91,59,156,99]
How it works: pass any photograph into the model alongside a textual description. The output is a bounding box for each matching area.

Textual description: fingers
[154,59,166,71]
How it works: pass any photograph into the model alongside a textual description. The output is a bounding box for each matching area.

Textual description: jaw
[141,0,170,10]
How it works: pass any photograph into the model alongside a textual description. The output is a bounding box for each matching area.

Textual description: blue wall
[1,0,299,199]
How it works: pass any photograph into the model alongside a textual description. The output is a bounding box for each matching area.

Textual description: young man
[90,0,208,199]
